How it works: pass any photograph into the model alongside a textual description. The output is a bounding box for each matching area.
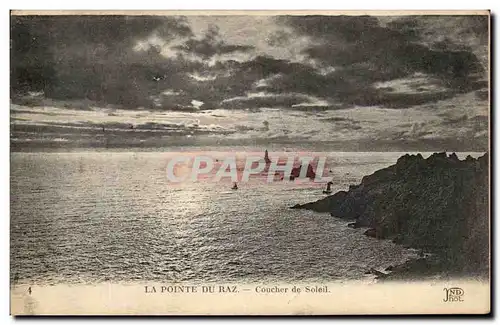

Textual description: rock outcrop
[291,152,490,278]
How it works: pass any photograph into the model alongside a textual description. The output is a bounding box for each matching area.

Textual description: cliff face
[292,152,489,276]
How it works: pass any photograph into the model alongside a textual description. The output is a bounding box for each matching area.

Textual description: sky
[10,13,489,151]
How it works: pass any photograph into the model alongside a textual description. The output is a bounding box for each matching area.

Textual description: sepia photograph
[9,10,490,315]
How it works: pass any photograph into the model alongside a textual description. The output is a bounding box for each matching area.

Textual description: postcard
[10,10,490,315]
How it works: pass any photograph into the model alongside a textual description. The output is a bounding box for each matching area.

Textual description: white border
[3,1,497,323]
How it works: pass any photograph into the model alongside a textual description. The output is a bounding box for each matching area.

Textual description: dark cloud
[174,25,254,60]
[191,49,475,109]
[278,15,382,42]
[11,16,257,111]
[283,15,486,81]
[215,53,466,109]
[10,15,197,109]
[204,56,353,108]
[387,16,489,52]
[277,15,488,107]
[10,14,489,113]
[160,56,304,109]
[252,64,437,108]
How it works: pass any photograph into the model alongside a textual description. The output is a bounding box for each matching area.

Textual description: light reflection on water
[12,150,475,285]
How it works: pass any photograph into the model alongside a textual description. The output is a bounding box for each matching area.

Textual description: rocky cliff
[291,152,490,278]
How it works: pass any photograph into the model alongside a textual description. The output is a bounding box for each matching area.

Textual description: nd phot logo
[443,287,464,302]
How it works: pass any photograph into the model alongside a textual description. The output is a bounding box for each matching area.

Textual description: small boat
[323,181,333,194]
[232,182,238,190]
[264,150,271,164]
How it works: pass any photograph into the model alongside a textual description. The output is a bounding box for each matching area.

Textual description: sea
[10,148,484,286]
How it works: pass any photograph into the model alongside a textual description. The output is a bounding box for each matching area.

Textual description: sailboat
[232,182,238,190]
[264,150,271,164]
[323,181,333,194]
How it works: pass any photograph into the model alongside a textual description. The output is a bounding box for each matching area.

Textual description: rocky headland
[291,152,489,280]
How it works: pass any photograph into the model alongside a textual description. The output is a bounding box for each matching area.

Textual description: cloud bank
[10,14,489,150]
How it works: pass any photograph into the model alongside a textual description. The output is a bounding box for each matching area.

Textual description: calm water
[13,150,475,285]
